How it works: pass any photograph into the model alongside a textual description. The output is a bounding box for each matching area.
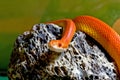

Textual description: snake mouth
[48,40,67,52]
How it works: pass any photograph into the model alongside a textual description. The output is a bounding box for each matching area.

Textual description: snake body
[47,19,76,52]
[48,16,120,73]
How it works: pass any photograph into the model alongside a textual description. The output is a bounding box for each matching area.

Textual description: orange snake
[47,16,120,73]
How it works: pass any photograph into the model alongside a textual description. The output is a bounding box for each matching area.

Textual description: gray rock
[8,23,119,80]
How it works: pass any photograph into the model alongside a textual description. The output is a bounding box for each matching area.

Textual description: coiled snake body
[48,16,120,73]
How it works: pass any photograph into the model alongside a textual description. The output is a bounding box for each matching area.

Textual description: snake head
[47,19,76,53]
[48,40,67,52]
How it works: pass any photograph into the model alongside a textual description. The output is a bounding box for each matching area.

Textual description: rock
[8,23,119,80]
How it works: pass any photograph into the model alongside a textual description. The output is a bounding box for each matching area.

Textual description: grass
[1,0,120,70]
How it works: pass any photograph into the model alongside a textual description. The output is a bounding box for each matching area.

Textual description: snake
[47,15,120,73]
[47,19,76,52]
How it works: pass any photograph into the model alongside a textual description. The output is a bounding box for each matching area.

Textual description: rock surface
[8,23,119,80]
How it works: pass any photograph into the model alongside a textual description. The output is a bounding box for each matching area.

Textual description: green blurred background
[1,0,120,79]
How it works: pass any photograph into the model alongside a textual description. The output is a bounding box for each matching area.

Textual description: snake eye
[58,43,62,47]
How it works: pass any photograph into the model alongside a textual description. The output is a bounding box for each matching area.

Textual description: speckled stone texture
[8,23,119,80]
